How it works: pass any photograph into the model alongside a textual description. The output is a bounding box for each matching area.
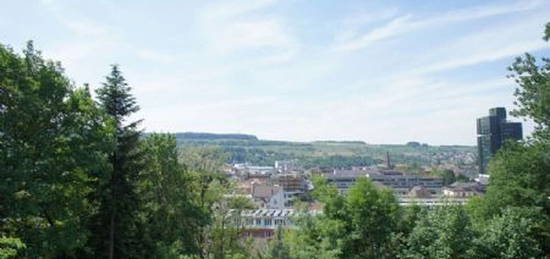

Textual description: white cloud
[409,12,550,75]
[136,49,175,63]
[333,0,544,52]
[202,0,279,20]
[4,0,543,144]
[63,20,112,37]
[216,19,295,52]
[198,0,299,64]
[334,15,411,51]
[418,41,548,74]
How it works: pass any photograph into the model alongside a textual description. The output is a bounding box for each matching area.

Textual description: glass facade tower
[476,107,522,174]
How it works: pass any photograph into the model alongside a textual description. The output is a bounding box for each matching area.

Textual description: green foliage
[180,146,229,174]
[467,140,550,255]
[405,205,474,259]
[471,207,543,259]
[508,30,550,140]
[345,178,400,258]
[264,227,291,259]
[0,237,25,259]
[467,29,550,255]
[176,137,475,168]
[545,22,550,41]
[2,22,550,258]
[89,65,144,258]
[484,141,550,217]
[179,146,256,259]
[286,177,401,259]
[284,213,343,259]
[430,169,455,185]
[0,42,111,257]
[175,132,258,141]
[138,133,207,256]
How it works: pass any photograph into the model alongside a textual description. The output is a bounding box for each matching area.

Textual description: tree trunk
[109,210,115,259]
[109,152,117,259]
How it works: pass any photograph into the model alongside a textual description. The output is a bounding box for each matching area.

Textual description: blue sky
[1,0,548,145]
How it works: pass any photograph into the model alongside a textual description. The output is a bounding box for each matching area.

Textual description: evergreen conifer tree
[92,65,143,259]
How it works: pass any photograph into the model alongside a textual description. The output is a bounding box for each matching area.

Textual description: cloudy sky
[1,0,548,145]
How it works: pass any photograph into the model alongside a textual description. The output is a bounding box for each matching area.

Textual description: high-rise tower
[476,107,522,174]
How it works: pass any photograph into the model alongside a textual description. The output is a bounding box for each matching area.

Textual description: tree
[0,237,25,259]
[91,65,143,259]
[486,142,550,215]
[508,22,550,141]
[284,206,343,259]
[466,23,550,257]
[265,227,291,259]
[0,42,111,257]
[179,146,256,258]
[470,207,542,259]
[286,177,400,259]
[432,169,456,185]
[138,133,206,257]
[205,181,255,259]
[467,141,550,254]
[405,205,474,259]
[544,22,550,41]
[344,178,400,258]
[282,178,345,259]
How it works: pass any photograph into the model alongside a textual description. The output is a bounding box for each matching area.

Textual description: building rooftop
[326,170,368,179]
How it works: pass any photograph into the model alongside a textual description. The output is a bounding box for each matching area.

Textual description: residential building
[233,163,275,178]
[408,185,433,198]
[442,182,484,198]
[251,183,285,209]
[274,160,298,172]
[474,174,490,185]
[236,209,297,239]
[272,173,308,207]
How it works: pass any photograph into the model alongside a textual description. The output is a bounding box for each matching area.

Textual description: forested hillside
[174,133,475,168]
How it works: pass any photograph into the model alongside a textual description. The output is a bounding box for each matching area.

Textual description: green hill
[172,132,476,169]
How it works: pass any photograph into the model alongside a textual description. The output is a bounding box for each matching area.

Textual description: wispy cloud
[3,0,546,144]
[202,0,279,20]
[216,19,295,52]
[136,49,175,63]
[410,13,550,75]
[333,15,411,51]
[418,41,548,74]
[198,0,299,64]
[333,0,544,52]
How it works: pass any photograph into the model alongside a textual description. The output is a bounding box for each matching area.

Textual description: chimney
[386,152,392,169]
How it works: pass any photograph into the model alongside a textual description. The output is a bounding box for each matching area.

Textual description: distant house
[237,209,295,239]
[274,160,298,172]
[474,174,490,185]
[235,209,321,238]
[442,182,483,198]
[272,174,308,206]
[408,185,432,198]
[251,183,285,209]
[233,163,275,179]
